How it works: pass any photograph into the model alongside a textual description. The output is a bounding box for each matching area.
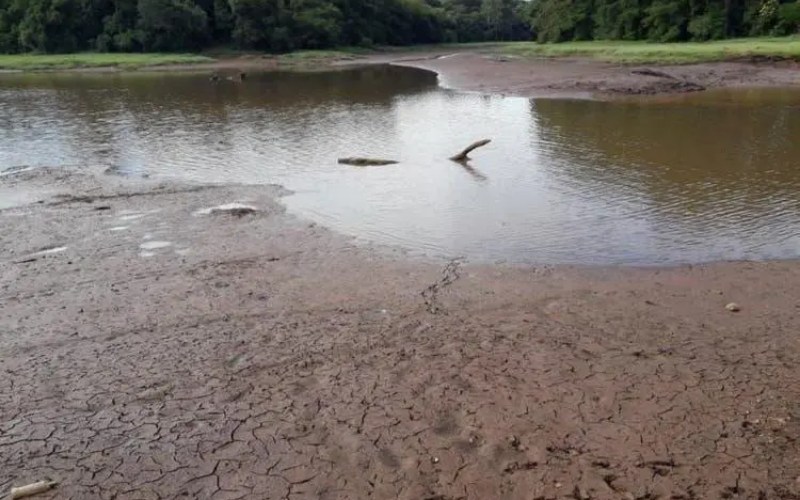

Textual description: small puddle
[0,188,49,210]
[119,213,147,221]
[194,203,258,216]
[30,246,68,257]
[139,241,172,250]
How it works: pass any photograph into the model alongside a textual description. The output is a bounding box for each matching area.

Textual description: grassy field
[0,49,365,71]
[0,53,213,71]
[493,36,800,64]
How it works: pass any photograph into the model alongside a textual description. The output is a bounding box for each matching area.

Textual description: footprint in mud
[433,413,459,436]
[378,447,401,469]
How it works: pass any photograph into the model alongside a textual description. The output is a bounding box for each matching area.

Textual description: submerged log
[338,157,399,166]
[450,139,491,162]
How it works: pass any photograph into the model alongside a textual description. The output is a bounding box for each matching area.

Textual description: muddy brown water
[1,66,799,264]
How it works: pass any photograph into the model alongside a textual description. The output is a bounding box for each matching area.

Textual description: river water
[1,66,799,264]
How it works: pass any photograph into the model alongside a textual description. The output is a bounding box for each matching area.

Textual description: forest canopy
[0,0,797,53]
[530,0,800,42]
[0,0,531,53]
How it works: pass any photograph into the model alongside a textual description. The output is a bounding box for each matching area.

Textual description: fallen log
[338,157,399,167]
[450,139,491,162]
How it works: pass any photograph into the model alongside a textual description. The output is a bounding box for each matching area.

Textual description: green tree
[777,1,800,33]
[481,0,515,39]
[4,0,87,52]
[212,0,234,39]
[531,0,594,41]
[228,0,279,49]
[289,0,343,48]
[642,0,690,40]
[594,0,642,39]
[137,0,209,50]
[95,0,141,51]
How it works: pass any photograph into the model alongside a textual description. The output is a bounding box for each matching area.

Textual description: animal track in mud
[422,259,463,314]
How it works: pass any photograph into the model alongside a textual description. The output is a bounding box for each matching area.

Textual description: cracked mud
[1,169,799,499]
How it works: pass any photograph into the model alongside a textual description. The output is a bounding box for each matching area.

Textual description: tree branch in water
[338,158,399,166]
[450,139,491,162]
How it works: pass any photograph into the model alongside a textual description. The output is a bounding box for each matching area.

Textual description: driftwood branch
[338,157,398,167]
[11,481,58,499]
[631,68,677,80]
[450,139,491,162]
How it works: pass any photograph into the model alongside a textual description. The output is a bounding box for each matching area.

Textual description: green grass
[275,48,372,66]
[2,36,797,71]
[0,53,213,71]
[492,36,800,64]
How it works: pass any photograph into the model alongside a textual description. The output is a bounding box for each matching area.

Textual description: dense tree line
[530,0,800,41]
[1,0,796,54]
[0,0,531,53]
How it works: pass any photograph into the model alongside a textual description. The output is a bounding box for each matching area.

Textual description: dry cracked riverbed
[1,169,799,499]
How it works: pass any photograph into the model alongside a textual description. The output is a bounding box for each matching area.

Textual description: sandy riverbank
[179,52,800,98]
[385,52,800,98]
[1,168,799,499]
[150,47,800,98]
[12,46,798,98]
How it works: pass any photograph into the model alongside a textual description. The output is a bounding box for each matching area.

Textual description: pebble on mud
[725,302,741,312]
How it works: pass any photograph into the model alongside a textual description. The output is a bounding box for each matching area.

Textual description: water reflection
[1,68,798,264]
[532,91,800,262]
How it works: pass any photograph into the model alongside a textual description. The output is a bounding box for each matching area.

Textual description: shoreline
[388,52,800,98]
[2,45,798,98]
[1,168,799,498]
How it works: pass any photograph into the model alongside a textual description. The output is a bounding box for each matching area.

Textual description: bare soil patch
[389,52,800,98]
[1,169,799,498]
